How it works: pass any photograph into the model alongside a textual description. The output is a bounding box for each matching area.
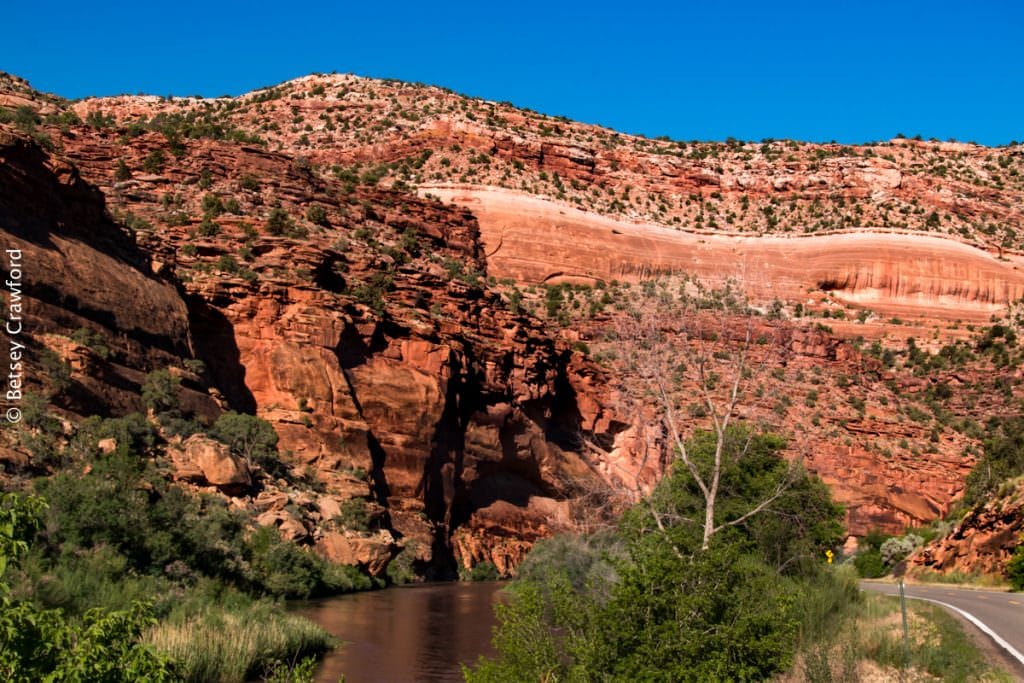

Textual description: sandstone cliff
[0,124,634,577]
[3,70,1022,575]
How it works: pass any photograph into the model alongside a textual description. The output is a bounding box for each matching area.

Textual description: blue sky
[3,1,1021,145]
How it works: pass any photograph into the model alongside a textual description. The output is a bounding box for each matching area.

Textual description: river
[295,581,506,683]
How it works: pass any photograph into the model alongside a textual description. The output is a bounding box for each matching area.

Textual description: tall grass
[783,590,1013,682]
[860,599,1013,682]
[910,568,1009,588]
[146,601,334,682]
[794,564,862,646]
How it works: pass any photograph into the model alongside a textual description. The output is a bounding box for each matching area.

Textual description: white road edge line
[902,594,1024,669]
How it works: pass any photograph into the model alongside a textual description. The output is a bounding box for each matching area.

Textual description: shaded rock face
[0,129,216,418]
[452,498,569,576]
[0,130,190,354]
[910,481,1024,578]
[196,216,626,575]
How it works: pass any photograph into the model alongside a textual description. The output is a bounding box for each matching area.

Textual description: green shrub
[141,369,180,416]
[33,451,363,602]
[70,327,111,359]
[265,207,294,236]
[1009,540,1024,591]
[143,149,166,173]
[305,205,329,227]
[461,561,500,582]
[201,193,224,217]
[197,216,221,237]
[879,534,922,565]
[0,493,173,682]
[114,158,132,181]
[386,543,419,585]
[218,255,239,273]
[210,412,280,470]
[37,348,71,394]
[333,498,372,532]
[70,413,156,459]
[239,174,261,191]
[853,550,887,578]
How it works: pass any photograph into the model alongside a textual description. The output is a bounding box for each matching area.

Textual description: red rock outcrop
[910,480,1024,578]
[0,115,631,577]
[317,530,398,576]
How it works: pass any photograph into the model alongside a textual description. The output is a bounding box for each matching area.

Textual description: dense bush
[853,550,887,578]
[1009,540,1024,591]
[0,493,173,682]
[143,149,166,173]
[461,561,500,582]
[305,205,329,227]
[852,527,892,578]
[880,533,922,566]
[466,425,847,682]
[211,411,280,471]
[141,369,181,416]
[30,449,362,603]
[266,207,294,236]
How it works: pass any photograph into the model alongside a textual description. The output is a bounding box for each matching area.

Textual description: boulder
[316,530,397,576]
[256,508,310,543]
[170,434,251,493]
[253,490,289,511]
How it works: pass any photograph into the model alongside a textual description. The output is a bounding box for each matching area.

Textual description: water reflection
[296,581,505,683]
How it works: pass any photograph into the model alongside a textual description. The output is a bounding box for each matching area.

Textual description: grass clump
[146,602,333,683]
[784,592,1012,682]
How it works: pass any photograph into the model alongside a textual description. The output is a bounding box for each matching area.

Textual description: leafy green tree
[211,411,280,470]
[140,369,180,416]
[621,427,843,571]
[853,550,887,578]
[0,493,172,681]
[467,426,845,682]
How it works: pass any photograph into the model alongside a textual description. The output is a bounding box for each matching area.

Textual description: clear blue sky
[3,1,1021,145]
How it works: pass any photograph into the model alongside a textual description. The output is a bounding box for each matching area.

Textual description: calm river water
[296,581,506,683]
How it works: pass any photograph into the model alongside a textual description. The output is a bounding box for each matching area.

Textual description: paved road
[861,580,1024,671]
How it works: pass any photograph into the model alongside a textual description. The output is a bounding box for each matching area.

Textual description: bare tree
[596,276,801,552]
